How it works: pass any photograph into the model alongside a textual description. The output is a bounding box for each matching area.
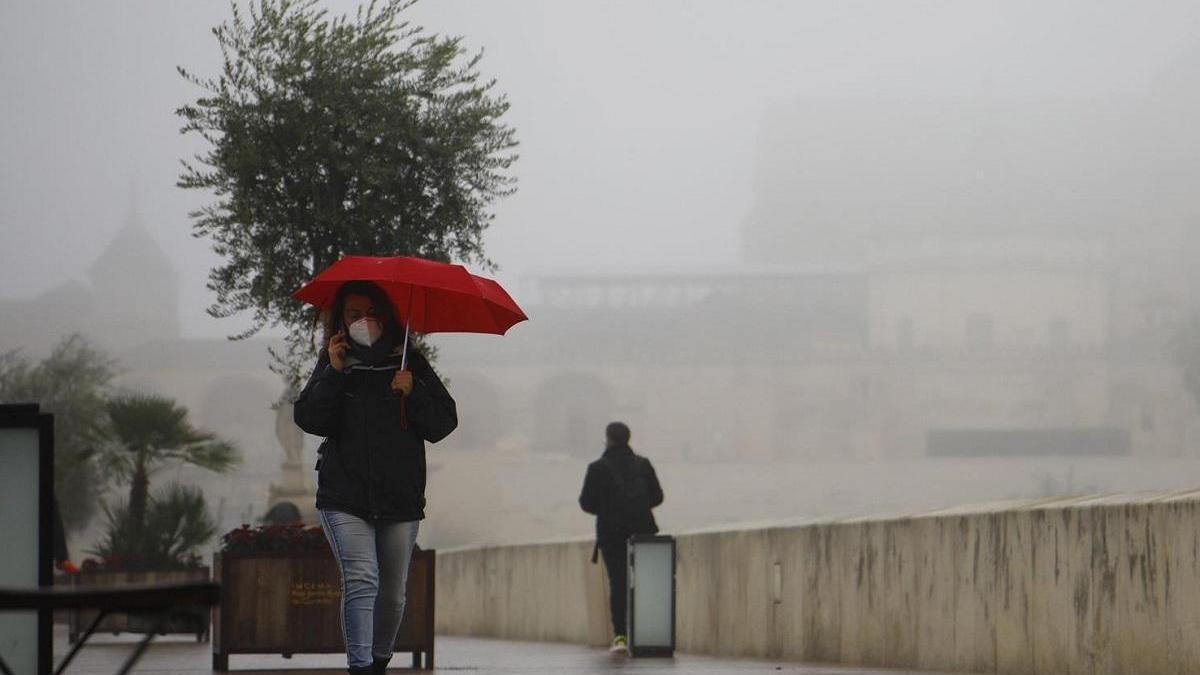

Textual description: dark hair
[321,280,403,353]
[605,421,631,447]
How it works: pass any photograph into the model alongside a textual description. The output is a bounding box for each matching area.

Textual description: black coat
[579,445,664,540]
[293,349,457,522]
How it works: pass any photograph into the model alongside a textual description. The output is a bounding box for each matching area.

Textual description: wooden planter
[212,548,434,671]
[67,567,211,643]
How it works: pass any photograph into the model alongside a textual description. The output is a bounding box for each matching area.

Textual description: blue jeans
[319,509,420,668]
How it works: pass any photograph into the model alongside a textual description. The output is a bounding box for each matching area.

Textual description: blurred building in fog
[425,223,1200,547]
[438,237,1194,465]
[436,45,1200,471]
[0,203,180,352]
[0,200,292,539]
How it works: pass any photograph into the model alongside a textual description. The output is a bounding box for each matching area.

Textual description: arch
[532,373,616,458]
[441,374,503,451]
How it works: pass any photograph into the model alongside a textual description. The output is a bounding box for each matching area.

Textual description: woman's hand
[328,331,350,371]
[391,370,414,396]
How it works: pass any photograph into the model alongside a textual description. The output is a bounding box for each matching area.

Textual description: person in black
[294,280,457,675]
[578,421,664,652]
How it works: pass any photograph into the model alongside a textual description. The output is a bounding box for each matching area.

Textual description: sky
[2,0,1200,338]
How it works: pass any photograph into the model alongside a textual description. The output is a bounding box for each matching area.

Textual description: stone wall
[436,490,1200,674]
[436,538,612,647]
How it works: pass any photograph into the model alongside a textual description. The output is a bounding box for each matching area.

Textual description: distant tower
[87,191,180,348]
[739,102,874,267]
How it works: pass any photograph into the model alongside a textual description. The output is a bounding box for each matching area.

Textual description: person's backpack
[601,455,653,530]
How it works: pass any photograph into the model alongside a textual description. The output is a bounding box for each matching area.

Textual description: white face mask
[347,317,382,347]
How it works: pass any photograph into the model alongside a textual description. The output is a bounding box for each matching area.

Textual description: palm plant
[99,393,239,547]
[92,483,217,568]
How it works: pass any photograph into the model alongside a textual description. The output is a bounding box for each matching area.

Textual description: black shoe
[348,667,372,675]
[371,656,391,674]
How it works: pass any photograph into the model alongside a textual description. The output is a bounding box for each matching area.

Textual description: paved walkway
[54,629,960,674]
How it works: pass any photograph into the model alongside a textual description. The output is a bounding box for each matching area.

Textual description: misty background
[4,0,1200,554]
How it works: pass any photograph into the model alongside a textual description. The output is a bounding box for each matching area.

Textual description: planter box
[67,567,211,643]
[212,549,434,671]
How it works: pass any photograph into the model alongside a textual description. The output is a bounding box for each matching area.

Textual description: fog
[3,0,1200,553]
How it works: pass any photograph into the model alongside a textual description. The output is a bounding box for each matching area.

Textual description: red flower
[220,523,331,554]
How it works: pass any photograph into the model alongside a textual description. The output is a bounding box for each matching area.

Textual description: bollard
[627,535,675,657]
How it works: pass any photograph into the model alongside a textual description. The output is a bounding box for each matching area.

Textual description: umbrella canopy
[471,275,529,335]
[292,255,527,336]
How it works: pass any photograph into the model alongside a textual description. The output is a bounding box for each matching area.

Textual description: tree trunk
[128,458,149,548]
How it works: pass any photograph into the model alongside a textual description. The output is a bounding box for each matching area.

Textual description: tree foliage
[0,335,116,532]
[177,0,518,385]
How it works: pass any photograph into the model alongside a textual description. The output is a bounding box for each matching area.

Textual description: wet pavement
[53,628,960,674]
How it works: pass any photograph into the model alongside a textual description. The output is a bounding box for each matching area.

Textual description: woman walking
[294,280,457,674]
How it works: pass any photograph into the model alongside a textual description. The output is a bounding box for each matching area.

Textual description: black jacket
[579,445,664,540]
[294,349,457,522]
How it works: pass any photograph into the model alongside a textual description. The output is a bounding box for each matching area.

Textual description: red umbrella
[471,275,529,335]
[293,255,528,367]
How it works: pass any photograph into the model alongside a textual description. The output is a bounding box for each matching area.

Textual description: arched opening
[532,373,616,458]
[441,375,503,451]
